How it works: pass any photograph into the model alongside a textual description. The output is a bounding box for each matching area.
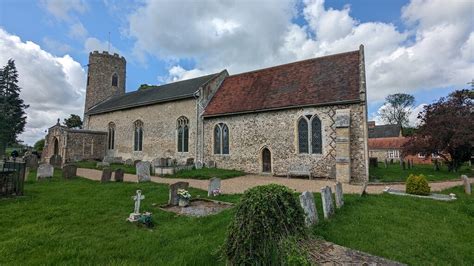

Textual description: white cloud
[84,37,121,54]
[165,66,209,83]
[42,37,72,55]
[69,22,88,40]
[371,103,426,127]
[40,0,87,21]
[0,28,86,145]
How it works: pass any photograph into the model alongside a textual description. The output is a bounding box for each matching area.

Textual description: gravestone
[186,158,194,166]
[115,169,124,182]
[133,160,141,166]
[195,161,203,169]
[24,154,38,170]
[320,186,335,219]
[160,158,167,167]
[402,160,406,170]
[299,191,318,226]
[151,158,161,167]
[96,162,110,168]
[335,182,344,208]
[360,182,368,196]
[127,190,145,222]
[462,175,471,195]
[168,182,189,206]
[124,159,133,166]
[136,161,151,182]
[384,158,388,169]
[37,164,54,180]
[207,160,216,168]
[101,168,112,182]
[25,167,30,180]
[49,154,62,168]
[369,157,378,168]
[207,177,221,196]
[62,164,77,179]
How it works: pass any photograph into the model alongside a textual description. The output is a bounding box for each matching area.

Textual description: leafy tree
[379,93,415,127]
[138,84,149,90]
[34,139,45,152]
[63,114,83,129]
[0,59,28,157]
[403,89,474,171]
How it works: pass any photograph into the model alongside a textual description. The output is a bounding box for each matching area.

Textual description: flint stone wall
[202,103,368,182]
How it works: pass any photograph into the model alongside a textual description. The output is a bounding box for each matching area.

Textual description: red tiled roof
[368,137,408,149]
[203,50,362,117]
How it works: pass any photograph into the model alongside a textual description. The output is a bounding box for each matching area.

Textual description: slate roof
[203,50,361,117]
[368,137,407,149]
[368,124,402,138]
[87,73,218,115]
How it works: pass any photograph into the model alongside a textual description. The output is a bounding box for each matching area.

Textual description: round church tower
[84,51,126,113]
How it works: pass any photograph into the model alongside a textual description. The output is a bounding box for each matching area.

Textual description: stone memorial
[207,177,221,196]
[136,161,151,182]
[335,182,344,208]
[320,186,335,219]
[169,182,189,206]
[195,161,203,169]
[101,168,112,182]
[62,164,77,179]
[384,158,388,169]
[124,159,133,166]
[96,162,110,168]
[127,190,145,222]
[299,191,318,226]
[49,154,62,168]
[24,154,39,170]
[115,169,124,182]
[37,164,54,180]
[462,175,471,195]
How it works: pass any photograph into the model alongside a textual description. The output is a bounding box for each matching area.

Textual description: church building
[42,46,369,183]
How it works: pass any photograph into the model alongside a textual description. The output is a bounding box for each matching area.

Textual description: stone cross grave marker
[462,175,471,195]
[37,164,54,180]
[136,161,151,182]
[208,177,221,196]
[299,191,318,226]
[169,182,189,206]
[62,164,77,179]
[321,186,335,219]
[115,169,124,182]
[127,190,145,222]
[335,182,344,208]
[101,168,112,182]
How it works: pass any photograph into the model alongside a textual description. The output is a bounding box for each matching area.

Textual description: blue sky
[0,0,472,144]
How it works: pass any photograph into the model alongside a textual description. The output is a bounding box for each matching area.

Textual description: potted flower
[177,189,191,207]
[212,188,221,197]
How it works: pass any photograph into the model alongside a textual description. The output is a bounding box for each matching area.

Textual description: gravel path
[77,168,472,195]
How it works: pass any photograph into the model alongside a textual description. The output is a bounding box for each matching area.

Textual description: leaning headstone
[136,161,151,182]
[207,177,221,196]
[124,159,133,166]
[462,175,471,195]
[299,191,318,226]
[168,182,189,206]
[24,154,39,170]
[115,169,124,182]
[101,168,112,182]
[360,182,368,197]
[320,186,335,219]
[37,164,54,180]
[335,182,344,208]
[62,164,77,179]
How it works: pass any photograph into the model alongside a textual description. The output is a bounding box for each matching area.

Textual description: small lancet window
[133,120,143,151]
[177,116,189,152]
[112,73,118,87]
[108,122,115,150]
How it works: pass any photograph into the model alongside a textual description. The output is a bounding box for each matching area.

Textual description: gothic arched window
[214,123,229,155]
[297,115,322,154]
[108,122,115,150]
[112,73,118,87]
[133,120,143,151]
[177,116,189,152]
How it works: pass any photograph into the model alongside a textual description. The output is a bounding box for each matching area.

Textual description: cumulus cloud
[126,0,473,103]
[69,22,88,40]
[0,28,86,145]
[42,37,72,55]
[84,37,121,54]
[40,0,87,21]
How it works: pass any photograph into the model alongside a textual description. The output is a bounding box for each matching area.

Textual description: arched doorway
[53,137,59,155]
[262,148,271,173]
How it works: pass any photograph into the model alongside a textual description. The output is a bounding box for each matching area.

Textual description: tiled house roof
[87,73,219,115]
[368,137,407,149]
[368,124,402,138]
[203,50,362,117]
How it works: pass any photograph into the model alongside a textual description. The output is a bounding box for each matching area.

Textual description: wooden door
[262,148,271,173]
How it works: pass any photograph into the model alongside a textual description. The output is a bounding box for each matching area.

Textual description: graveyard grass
[369,162,472,182]
[0,170,472,265]
[164,167,246,180]
[74,160,136,174]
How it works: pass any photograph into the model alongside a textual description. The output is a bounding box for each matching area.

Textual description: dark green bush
[406,174,431,195]
[222,184,308,265]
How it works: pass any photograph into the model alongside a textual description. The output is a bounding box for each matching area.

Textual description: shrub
[222,184,308,265]
[406,174,431,195]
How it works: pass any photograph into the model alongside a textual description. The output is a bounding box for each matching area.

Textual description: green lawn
[369,162,472,182]
[0,171,472,265]
[164,167,246,180]
[74,160,136,174]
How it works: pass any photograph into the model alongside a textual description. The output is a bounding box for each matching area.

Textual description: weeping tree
[403,89,473,171]
[0,59,28,157]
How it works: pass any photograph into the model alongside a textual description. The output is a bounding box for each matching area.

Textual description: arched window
[297,115,322,154]
[112,73,118,87]
[108,122,115,150]
[214,123,229,155]
[53,137,59,155]
[133,120,143,151]
[177,116,189,152]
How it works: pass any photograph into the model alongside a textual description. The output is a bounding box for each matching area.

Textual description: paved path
[77,168,473,195]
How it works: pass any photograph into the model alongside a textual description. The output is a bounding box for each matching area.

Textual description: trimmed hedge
[222,184,308,265]
[406,174,431,195]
